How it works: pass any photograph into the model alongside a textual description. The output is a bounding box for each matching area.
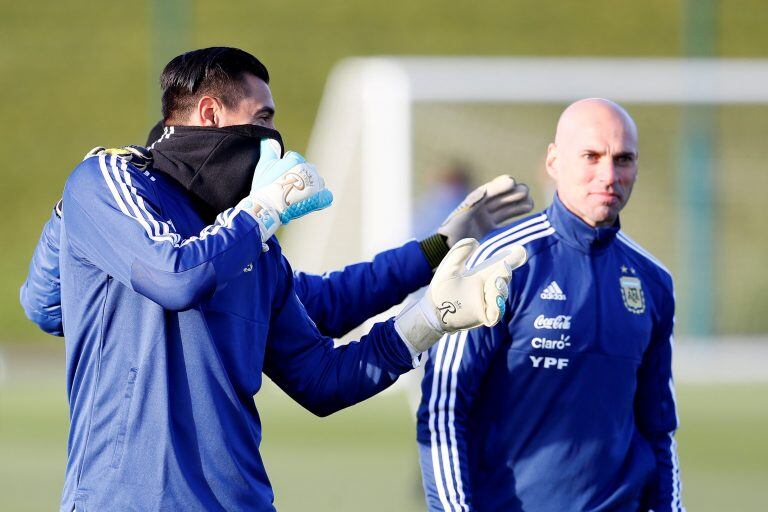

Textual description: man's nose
[597,159,617,184]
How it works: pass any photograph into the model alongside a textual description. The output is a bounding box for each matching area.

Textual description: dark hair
[160,47,269,122]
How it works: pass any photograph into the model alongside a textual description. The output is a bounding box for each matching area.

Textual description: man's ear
[195,96,223,127]
[545,143,558,180]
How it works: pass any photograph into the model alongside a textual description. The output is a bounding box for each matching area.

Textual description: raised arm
[263,239,526,418]
[292,241,432,338]
[293,175,533,338]
[64,141,331,310]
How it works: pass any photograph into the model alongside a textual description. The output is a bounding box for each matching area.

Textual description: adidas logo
[540,281,566,301]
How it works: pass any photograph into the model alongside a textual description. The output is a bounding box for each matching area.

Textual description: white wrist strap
[238,199,281,252]
[394,298,444,354]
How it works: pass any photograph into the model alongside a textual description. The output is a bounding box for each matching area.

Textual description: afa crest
[620,275,645,314]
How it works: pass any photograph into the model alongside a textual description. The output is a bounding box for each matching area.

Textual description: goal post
[282,56,768,338]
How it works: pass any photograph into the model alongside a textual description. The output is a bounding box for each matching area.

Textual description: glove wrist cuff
[394,297,444,353]
[238,198,281,245]
[419,234,450,270]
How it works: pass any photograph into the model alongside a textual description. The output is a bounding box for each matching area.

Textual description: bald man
[417,99,684,512]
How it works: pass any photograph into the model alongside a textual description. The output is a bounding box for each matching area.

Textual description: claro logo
[531,334,571,350]
[533,314,571,330]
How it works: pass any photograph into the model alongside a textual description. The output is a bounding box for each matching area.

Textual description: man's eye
[583,153,598,161]
[616,155,634,165]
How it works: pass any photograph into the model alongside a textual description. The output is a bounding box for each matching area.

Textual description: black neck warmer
[148,124,284,222]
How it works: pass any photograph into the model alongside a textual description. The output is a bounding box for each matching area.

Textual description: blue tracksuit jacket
[21,205,430,341]
[418,195,683,512]
[37,152,430,511]
[21,201,65,335]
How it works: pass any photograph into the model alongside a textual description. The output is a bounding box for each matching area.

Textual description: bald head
[555,98,638,148]
[546,98,639,228]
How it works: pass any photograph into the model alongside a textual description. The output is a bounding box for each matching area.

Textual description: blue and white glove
[239,138,333,250]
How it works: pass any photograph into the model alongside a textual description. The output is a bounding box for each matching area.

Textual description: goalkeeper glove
[420,175,533,268]
[395,238,527,352]
[239,138,333,250]
[438,175,534,247]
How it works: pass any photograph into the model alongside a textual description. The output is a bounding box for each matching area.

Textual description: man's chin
[586,207,619,227]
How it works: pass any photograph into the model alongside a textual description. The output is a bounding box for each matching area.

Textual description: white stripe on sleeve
[97,154,246,250]
[428,333,458,512]
[428,220,556,511]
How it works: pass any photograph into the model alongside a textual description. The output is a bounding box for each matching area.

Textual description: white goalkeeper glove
[239,139,333,250]
[395,238,527,352]
[438,175,534,247]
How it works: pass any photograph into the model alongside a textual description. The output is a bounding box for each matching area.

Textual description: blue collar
[546,193,620,253]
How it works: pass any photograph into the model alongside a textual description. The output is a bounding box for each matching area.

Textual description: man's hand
[240,139,333,249]
[395,238,527,352]
[438,175,534,247]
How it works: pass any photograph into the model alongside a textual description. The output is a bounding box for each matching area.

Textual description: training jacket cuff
[399,239,436,286]
[377,318,423,370]
[393,316,428,369]
[418,234,450,270]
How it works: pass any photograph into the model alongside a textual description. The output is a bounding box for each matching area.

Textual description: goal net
[282,57,768,348]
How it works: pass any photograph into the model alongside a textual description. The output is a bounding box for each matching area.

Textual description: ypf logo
[529,356,569,370]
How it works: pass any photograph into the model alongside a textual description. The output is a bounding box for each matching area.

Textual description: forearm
[635,290,682,512]
[20,280,63,336]
[640,431,683,512]
[266,318,414,417]
[66,182,264,311]
[297,240,434,338]
[19,212,64,335]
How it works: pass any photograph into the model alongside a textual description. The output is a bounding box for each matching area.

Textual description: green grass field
[1,347,766,511]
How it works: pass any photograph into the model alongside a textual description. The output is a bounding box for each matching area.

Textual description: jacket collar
[546,193,620,253]
[148,124,284,223]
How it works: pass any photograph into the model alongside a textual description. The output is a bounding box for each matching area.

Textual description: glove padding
[438,175,534,247]
[239,138,333,250]
[395,238,527,352]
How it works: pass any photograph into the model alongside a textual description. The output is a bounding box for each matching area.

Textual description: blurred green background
[1,1,767,510]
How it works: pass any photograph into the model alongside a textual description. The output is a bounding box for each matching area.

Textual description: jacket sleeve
[416,322,506,511]
[635,282,684,512]
[262,253,416,417]
[19,205,64,336]
[63,154,264,311]
[292,240,433,338]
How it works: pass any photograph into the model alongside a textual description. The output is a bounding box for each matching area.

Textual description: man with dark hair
[160,47,271,124]
[20,47,531,511]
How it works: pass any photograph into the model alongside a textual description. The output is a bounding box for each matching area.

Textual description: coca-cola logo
[533,314,571,330]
